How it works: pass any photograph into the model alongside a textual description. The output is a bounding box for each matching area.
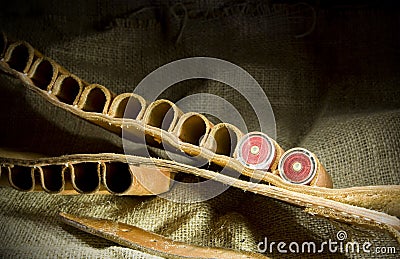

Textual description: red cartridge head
[278,148,317,185]
[236,132,277,170]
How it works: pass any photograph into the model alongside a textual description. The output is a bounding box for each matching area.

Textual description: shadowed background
[0,0,399,258]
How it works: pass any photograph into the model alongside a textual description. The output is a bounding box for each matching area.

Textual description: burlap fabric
[0,1,399,258]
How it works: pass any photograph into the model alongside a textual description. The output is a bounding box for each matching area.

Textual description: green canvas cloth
[0,1,399,258]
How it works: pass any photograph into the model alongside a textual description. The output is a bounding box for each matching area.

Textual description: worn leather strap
[0,36,331,188]
[0,148,174,195]
[60,212,269,259]
[1,34,400,249]
[1,151,399,244]
[0,58,397,212]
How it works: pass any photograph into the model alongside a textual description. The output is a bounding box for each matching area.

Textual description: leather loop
[1,33,400,245]
[60,212,269,259]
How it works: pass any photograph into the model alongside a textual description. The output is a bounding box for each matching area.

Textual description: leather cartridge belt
[0,32,399,258]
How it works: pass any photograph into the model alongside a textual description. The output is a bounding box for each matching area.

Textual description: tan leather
[203,122,243,156]
[310,158,333,188]
[0,35,398,210]
[1,151,399,243]
[1,34,400,247]
[60,212,269,259]
[174,112,214,146]
[77,83,114,114]
[143,99,183,132]
[270,139,284,171]
[3,41,43,74]
[1,56,331,188]
[26,57,59,91]
[52,73,84,105]
[0,148,174,195]
[108,92,147,120]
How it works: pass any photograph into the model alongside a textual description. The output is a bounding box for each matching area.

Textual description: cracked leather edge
[0,62,398,219]
[0,152,399,244]
[60,212,269,259]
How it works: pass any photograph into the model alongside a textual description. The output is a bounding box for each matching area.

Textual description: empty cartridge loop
[27,57,59,91]
[175,112,213,146]
[7,165,35,191]
[202,123,243,157]
[143,99,182,131]
[38,165,65,193]
[52,74,84,105]
[4,41,36,73]
[102,162,133,194]
[78,84,112,114]
[69,162,101,193]
[108,93,146,120]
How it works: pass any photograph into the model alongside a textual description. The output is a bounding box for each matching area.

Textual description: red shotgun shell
[278,148,317,185]
[236,132,277,170]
